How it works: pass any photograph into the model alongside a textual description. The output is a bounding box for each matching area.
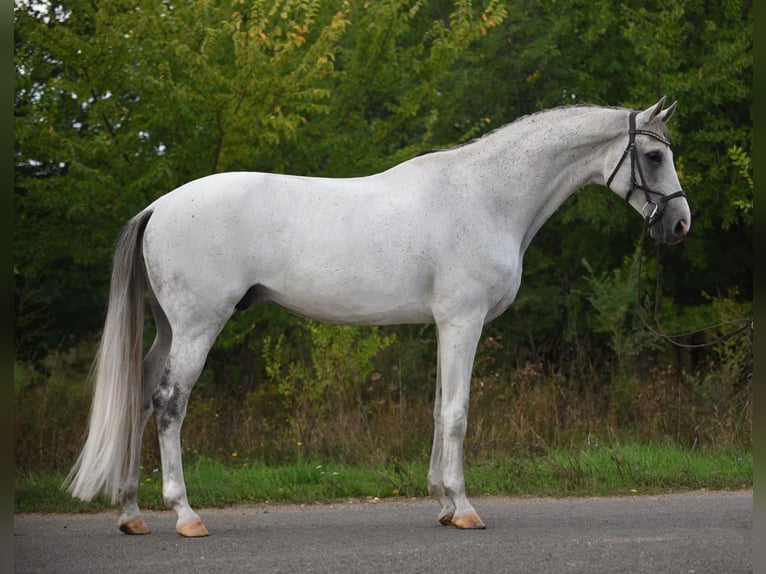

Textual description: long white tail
[65,210,153,503]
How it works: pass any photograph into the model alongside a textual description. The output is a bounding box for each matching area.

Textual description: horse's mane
[415,103,669,158]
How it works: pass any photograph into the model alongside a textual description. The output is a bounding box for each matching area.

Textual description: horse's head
[606,97,691,244]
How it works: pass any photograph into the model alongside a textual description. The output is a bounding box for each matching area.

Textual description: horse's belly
[269,293,434,325]
[254,271,435,326]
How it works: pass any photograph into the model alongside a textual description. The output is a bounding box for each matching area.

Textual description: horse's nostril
[674,219,688,236]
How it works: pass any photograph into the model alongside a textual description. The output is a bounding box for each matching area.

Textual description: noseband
[606,111,686,227]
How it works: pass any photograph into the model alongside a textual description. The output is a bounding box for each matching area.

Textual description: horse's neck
[457,107,624,253]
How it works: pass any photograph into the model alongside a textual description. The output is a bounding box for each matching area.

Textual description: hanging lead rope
[635,216,753,349]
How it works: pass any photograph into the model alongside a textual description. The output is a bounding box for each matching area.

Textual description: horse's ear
[636,96,668,124]
[658,100,677,124]
[649,96,666,119]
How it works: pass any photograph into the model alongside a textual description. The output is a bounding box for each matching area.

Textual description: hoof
[118,516,151,535]
[438,512,454,526]
[177,518,209,538]
[452,512,486,530]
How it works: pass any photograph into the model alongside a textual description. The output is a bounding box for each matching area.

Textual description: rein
[634,216,753,349]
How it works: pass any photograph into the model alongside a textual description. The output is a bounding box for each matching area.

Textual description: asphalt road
[15,490,751,573]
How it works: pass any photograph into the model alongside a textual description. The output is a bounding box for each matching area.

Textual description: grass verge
[15,443,752,514]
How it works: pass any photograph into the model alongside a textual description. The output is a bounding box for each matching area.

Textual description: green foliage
[727,144,753,221]
[263,322,395,458]
[582,248,663,374]
[13,347,95,473]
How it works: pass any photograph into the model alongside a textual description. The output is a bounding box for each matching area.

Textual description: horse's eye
[646,151,663,164]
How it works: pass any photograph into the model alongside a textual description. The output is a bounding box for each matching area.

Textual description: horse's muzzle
[650,215,689,244]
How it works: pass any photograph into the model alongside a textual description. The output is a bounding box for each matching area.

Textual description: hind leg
[116,390,153,535]
[118,292,171,535]
[153,329,223,537]
[116,394,154,534]
[139,212,245,536]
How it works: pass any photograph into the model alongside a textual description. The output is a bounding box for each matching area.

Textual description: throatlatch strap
[605,111,638,191]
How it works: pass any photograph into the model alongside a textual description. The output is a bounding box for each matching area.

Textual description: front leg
[427,353,456,525]
[430,313,486,529]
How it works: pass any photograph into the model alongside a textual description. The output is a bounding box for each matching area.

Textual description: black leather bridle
[606,111,686,227]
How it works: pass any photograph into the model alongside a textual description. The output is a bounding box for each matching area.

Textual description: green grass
[15,443,752,514]
[466,443,752,496]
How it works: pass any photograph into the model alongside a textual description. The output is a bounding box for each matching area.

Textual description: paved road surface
[15,490,752,573]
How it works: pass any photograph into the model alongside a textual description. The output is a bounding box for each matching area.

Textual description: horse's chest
[484,262,523,321]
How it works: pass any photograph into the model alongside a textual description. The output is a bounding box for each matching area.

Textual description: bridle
[606,111,686,228]
[610,112,752,350]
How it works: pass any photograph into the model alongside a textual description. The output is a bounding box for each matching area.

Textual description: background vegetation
[14,0,751,484]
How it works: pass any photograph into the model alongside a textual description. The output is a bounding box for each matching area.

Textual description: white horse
[66,98,690,536]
